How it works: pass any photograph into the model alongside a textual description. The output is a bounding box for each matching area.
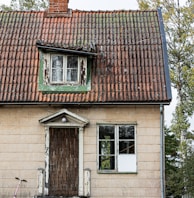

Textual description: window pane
[99,126,114,139]
[119,126,134,139]
[99,156,115,170]
[51,55,63,82]
[119,141,135,154]
[118,155,136,172]
[99,141,115,155]
[67,56,78,82]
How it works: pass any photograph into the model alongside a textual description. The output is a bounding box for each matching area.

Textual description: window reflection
[99,156,115,170]
[99,141,115,155]
[99,125,115,170]
[119,126,135,154]
[51,55,63,82]
[67,56,78,82]
[119,141,135,154]
[99,126,114,139]
[119,126,134,139]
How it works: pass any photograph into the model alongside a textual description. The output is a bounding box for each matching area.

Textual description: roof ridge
[71,9,158,13]
[0,9,158,14]
[0,10,44,13]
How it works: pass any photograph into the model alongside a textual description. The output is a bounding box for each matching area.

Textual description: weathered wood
[49,128,79,196]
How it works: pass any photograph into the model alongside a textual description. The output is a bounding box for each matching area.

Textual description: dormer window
[51,55,81,84]
[37,41,96,93]
[38,52,91,93]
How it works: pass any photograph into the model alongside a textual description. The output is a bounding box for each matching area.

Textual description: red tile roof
[0,9,171,104]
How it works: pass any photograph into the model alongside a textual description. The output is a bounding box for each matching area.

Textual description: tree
[184,149,194,197]
[138,0,194,112]
[165,127,183,197]
[0,0,48,11]
[137,0,194,197]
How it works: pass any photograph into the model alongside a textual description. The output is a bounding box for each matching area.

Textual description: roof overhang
[36,43,97,56]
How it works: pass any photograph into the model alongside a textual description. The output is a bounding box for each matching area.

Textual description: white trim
[48,54,87,85]
[79,127,84,196]
[97,124,137,173]
[44,126,49,195]
[39,108,89,126]
[42,123,86,128]
[44,126,85,196]
[37,168,44,196]
[40,109,89,196]
[84,169,91,197]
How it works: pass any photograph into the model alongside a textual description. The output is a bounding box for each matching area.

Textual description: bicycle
[13,177,27,198]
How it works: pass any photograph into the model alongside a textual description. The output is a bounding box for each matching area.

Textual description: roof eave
[36,44,97,56]
[0,101,172,106]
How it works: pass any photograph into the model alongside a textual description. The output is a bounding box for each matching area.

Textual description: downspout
[160,104,165,198]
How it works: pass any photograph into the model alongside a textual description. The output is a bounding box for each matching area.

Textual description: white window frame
[97,124,137,173]
[50,54,86,85]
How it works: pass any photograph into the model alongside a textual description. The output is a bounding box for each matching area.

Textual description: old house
[0,0,171,197]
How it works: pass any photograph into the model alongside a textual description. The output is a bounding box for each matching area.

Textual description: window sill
[38,83,91,93]
[97,170,138,174]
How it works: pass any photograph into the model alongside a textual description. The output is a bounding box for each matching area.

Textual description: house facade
[0,0,171,197]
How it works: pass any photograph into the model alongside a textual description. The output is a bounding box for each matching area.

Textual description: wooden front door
[49,128,79,196]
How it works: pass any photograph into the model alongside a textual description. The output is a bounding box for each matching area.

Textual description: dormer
[37,41,97,93]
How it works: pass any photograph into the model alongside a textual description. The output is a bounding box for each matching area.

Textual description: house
[0,0,171,197]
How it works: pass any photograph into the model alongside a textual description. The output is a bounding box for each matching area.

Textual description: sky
[0,0,139,10]
[0,0,187,9]
[0,0,193,129]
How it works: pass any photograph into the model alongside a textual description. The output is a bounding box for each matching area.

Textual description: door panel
[49,128,79,196]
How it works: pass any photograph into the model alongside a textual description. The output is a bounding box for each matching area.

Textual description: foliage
[138,0,194,112]
[183,149,194,197]
[137,0,194,197]
[0,0,48,11]
[165,126,194,197]
[0,4,11,11]
[165,126,183,197]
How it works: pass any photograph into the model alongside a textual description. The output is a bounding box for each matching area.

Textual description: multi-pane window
[98,124,136,173]
[50,55,86,84]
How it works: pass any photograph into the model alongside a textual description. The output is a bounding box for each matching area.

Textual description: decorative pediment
[39,109,89,127]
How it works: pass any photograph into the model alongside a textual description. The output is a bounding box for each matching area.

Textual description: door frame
[45,126,84,196]
[39,109,89,196]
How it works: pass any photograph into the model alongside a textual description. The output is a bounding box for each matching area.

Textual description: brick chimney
[48,0,70,16]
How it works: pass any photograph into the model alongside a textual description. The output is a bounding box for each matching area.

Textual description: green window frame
[38,52,91,93]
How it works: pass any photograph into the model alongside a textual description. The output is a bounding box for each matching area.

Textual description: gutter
[160,104,165,198]
[0,101,171,106]
[157,8,172,101]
